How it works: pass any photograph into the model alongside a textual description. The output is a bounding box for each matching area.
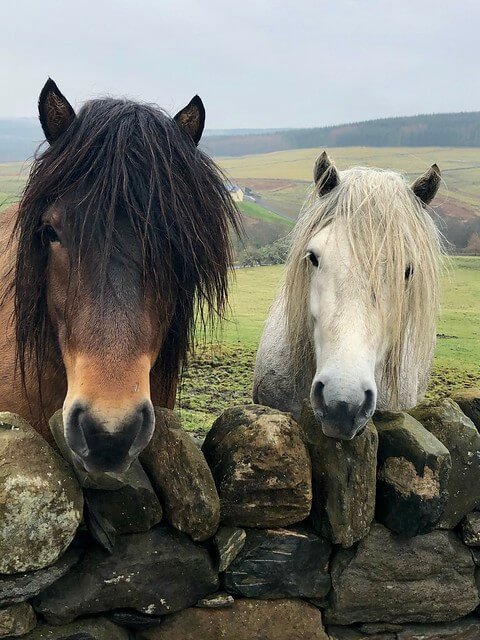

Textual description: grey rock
[196,593,234,608]
[0,546,81,606]
[460,511,480,546]
[326,523,479,625]
[106,610,162,630]
[137,599,329,640]
[397,617,480,639]
[140,408,220,541]
[360,622,403,635]
[301,403,378,548]
[83,468,163,535]
[328,623,480,640]
[19,618,130,639]
[0,602,36,638]
[410,399,480,528]
[327,627,394,640]
[470,548,480,566]
[373,411,451,536]
[203,404,312,528]
[224,526,331,599]
[34,526,219,624]
[212,526,246,572]
[0,412,83,573]
[451,388,480,430]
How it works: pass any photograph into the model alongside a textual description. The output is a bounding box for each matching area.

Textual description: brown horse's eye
[42,225,60,244]
[308,252,319,268]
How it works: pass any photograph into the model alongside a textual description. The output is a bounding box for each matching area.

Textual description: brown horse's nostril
[65,400,155,473]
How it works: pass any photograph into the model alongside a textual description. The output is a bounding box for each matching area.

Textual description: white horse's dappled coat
[254,157,443,440]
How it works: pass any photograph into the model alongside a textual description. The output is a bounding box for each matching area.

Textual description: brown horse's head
[13,79,240,473]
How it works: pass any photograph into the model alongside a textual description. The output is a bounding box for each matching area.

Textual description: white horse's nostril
[361,388,376,418]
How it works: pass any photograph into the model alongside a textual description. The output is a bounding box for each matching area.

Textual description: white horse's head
[285,153,442,440]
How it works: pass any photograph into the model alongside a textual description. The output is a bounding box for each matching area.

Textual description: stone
[202,404,312,528]
[140,407,220,541]
[373,411,451,536]
[196,593,234,608]
[106,610,162,630]
[410,399,480,528]
[0,546,81,606]
[136,599,329,640]
[83,470,163,535]
[397,617,480,639]
[301,403,377,548]
[451,388,480,430]
[470,548,480,566]
[327,628,394,640]
[0,602,36,638]
[19,618,130,639]
[360,623,403,635]
[460,511,480,546]
[0,412,83,573]
[34,525,219,623]
[329,619,480,640]
[224,526,331,599]
[325,523,479,625]
[212,526,246,572]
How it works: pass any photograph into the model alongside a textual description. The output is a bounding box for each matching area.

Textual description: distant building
[224,180,244,202]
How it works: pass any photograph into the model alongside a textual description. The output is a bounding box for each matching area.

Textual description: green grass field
[178,257,480,430]
[219,146,480,216]
[0,162,29,211]
[237,201,291,225]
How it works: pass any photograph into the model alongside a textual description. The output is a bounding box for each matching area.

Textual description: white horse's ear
[314,151,340,196]
[174,95,205,145]
[38,78,76,145]
[411,164,441,206]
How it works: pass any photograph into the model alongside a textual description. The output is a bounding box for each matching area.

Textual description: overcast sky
[2,0,480,129]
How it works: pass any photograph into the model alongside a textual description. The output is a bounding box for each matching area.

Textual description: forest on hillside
[203,112,480,157]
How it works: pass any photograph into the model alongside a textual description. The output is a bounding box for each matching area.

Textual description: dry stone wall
[0,391,480,639]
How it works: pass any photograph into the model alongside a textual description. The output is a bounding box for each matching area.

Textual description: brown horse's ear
[411,164,441,206]
[314,151,340,196]
[38,78,76,145]
[174,95,205,145]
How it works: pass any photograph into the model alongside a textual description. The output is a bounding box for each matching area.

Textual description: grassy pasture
[178,257,480,430]
[219,146,480,217]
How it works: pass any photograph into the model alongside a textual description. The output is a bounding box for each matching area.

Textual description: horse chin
[71,450,135,477]
[314,411,369,441]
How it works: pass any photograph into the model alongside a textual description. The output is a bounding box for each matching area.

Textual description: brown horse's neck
[0,205,178,443]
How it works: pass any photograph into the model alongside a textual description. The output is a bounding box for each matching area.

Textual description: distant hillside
[4,111,480,162]
[202,112,480,157]
[0,118,42,161]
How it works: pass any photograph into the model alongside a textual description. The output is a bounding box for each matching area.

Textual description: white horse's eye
[307,252,319,268]
[405,265,413,280]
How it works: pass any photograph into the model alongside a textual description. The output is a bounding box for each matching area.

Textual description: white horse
[253,152,443,439]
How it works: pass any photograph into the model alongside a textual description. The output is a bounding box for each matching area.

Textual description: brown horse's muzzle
[62,353,155,473]
[64,400,155,473]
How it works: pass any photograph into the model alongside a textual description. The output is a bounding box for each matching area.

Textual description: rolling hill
[203,112,480,157]
[3,111,480,163]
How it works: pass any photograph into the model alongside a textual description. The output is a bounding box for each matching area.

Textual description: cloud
[2,0,480,128]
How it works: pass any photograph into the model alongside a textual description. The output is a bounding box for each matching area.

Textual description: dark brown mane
[11,97,241,401]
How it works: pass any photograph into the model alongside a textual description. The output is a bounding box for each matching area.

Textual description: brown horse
[0,79,240,473]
